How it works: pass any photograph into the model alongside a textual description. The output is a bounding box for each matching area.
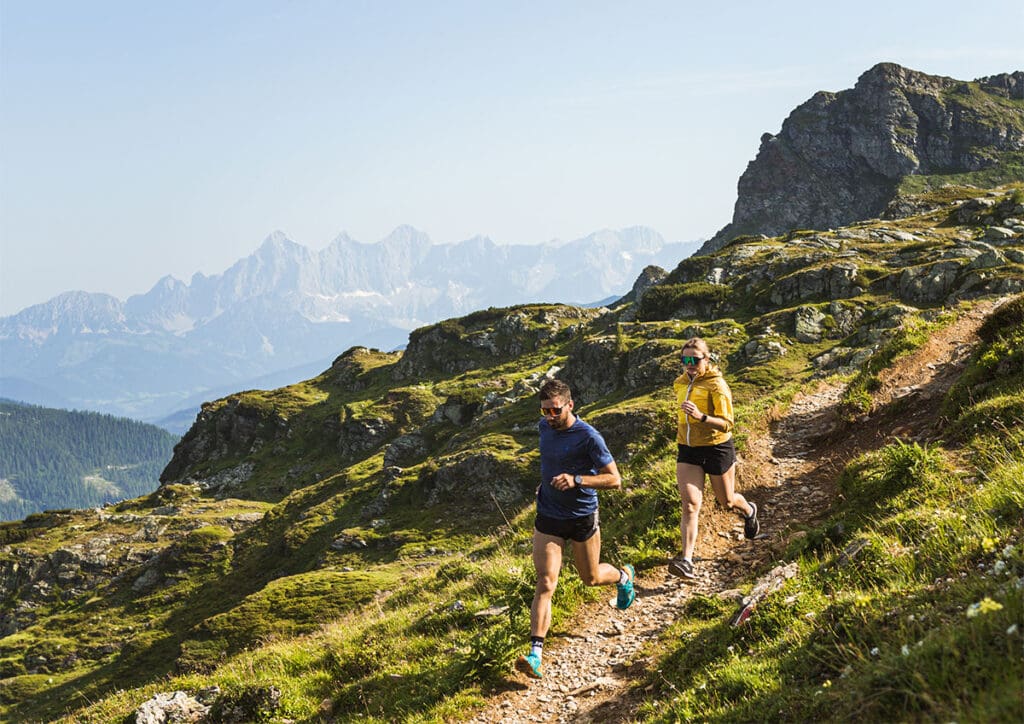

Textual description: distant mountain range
[0,226,699,429]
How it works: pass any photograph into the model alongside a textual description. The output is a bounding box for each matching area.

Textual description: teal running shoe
[515,652,542,679]
[616,564,636,610]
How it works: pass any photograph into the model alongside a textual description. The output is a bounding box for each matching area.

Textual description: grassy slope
[637,296,1024,723]
[0,187,1020,722]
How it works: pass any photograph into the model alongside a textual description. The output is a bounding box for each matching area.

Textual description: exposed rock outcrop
[393,305,603,379]
[419,450,531,508]
[699,63,1024,255]
[161,397,289,485]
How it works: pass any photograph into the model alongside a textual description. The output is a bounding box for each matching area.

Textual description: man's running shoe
[744,502,760,539]
[616,564,636,610]
[515,652,542,679]
[668,557,695,580]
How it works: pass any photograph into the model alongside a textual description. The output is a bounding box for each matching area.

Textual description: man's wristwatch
[573,474,584,487]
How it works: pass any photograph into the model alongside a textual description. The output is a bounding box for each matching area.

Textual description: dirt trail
[467,301,999,724]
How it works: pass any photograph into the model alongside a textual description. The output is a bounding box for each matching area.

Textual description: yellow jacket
[674,367,734,447]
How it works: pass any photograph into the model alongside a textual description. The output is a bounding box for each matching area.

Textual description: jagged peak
[2,290,125,324]
[977,71,1024,99]
[381,224,431,245]
[249,233,313,269]
[854,62,957,93]
[378,225,433,252]
[154,274,185,290]
[570,226,666,250]
[326,231,359,247]
[47,290,123,308]
[258,230,300,250]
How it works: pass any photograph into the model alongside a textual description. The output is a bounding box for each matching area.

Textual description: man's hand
[550,473,576,491]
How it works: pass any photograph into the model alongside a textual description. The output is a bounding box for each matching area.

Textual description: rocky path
[468,384,846,723]
[467,300,999,724]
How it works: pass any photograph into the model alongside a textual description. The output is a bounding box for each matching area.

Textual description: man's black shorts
[534,511,599,542]
[677,439,736,475]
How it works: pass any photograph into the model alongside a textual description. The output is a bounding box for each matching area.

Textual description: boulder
[383,432,428,468]
[985,226,1018,241]
[767,262,863,307]
[743,337,788,364]
[560,337,620,403]
[421,451,530,508]
[337,417,391,458]
[794,305,828,342]
[134,691,210,724]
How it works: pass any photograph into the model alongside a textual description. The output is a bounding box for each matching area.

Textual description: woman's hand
[681,400,702,419]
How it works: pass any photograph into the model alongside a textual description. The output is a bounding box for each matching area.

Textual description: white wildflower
[992,560,1007,575]
[1008,624,1019,636]
[901,644,910,656]
[870,647,880,656]
[1002,544,1014,558]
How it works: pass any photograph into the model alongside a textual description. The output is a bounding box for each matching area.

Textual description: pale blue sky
[2,0,1022,315]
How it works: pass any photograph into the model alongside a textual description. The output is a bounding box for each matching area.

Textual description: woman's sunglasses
[681,355,705,366]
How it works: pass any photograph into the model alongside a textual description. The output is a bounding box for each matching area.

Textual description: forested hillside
[0,401,179,520]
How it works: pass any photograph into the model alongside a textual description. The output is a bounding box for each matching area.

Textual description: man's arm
[550,461,621,491]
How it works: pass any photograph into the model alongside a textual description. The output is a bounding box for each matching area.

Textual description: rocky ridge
[699,63,1024,255]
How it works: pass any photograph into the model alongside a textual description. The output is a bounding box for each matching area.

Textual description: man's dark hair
[539,379,572,402]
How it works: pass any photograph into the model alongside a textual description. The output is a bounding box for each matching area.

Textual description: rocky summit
[699,63,1024,255]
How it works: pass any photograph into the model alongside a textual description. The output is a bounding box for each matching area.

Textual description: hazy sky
[2,1,1022,315]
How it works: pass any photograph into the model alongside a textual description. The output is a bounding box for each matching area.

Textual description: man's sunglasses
[681,355,705,366]
[540,406,565,416]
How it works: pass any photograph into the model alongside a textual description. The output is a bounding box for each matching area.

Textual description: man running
[515,379,635,680]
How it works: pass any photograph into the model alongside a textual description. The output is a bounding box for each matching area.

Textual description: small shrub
[683,594,730,620]
[978,294,1024,344]
[459,617,522,685]
[839,441,947,512]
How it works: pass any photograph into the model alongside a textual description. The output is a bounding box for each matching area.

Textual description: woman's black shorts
[534,511,599,542]
[676,439,736,475]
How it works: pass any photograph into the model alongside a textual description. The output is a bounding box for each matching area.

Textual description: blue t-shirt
[536,416,615,520]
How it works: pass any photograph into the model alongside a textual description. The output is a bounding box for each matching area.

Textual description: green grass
[635,299,1024,723]
[639,441,1023,722]
[898,154,1024,197]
